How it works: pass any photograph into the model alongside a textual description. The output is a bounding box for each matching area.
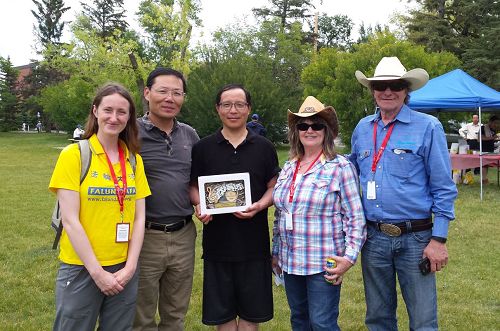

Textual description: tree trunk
[128,52,148,114]
[437,0,445,19]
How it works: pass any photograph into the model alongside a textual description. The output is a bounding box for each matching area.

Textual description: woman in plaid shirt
[272,96,366,330]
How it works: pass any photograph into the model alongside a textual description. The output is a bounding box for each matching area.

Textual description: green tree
[301,32,461,147]
[137,0,201,71]
[37,24,144,132]
[402,0,500,88]
[252,0,317,30]
[31,0,70,48]
[185,19,312,143]
[356,22,385,44]
[308,13,353,50]
[0,57,20,131]
[81,0,129,39]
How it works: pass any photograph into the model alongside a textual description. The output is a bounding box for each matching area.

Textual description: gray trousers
[53,262,139,331]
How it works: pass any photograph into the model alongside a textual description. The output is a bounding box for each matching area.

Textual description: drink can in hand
[325,257,336,283]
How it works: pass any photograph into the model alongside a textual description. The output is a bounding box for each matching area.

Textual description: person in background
[246,113,267,136]
[459,114,480,150]
[133,67,199,331]
[272,96,366,330]
[190,84,279,330]
[49,83,151,331]
[73,124,85,140]
[351,57,457,331]
[479,115,500,184]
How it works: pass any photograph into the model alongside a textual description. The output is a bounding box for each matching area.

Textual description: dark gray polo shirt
[138,114,199,224]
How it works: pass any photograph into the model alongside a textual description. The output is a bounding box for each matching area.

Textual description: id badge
[116,223,130,243]
[367,181,376,200]
[285,212,293,230]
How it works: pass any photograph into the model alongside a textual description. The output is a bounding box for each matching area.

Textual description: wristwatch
[431,236,447,244]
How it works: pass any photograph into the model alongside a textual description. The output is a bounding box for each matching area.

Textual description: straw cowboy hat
[288,96,339,137]
[355,57,429,91]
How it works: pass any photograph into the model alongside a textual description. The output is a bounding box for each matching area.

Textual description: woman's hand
[323,256,353,285]
[91,268,124,296]
[113,265,136,287]
[234,202,262,219]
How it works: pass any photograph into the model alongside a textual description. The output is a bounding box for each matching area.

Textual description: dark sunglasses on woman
[296,123,326,131]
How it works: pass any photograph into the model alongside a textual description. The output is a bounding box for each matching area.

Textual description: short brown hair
[83,83,140,154]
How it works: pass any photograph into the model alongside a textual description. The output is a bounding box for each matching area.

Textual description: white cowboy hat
[355,57,429,91]
[288,96,339,137]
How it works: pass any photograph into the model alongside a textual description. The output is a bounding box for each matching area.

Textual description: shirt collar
[89,133,130,160]
[372,104,412,125]
[291,152,327,165]
[140,113,179,132]
[215,128,257,144]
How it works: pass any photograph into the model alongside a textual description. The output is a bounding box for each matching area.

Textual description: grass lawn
[0,132,499,330]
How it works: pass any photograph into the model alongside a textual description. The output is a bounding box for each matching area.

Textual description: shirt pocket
[357,150,372,181]
[385,150,421,179]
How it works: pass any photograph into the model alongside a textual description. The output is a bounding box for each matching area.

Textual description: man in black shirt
[190,84,279,330]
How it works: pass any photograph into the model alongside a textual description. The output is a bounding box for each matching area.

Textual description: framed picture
[198,172,252,215]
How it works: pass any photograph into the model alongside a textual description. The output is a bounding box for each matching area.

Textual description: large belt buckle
[379,223,402,237]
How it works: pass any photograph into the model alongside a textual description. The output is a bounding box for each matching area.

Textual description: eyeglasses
[218,102,248,111]
[296,123,326,131]
[371,81,408,92]
[152,89,186,98]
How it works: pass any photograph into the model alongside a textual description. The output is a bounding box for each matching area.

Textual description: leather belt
[146,216,192,233]
[367,218,432,237]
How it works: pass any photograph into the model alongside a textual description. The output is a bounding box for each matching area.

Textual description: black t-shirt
[191,129,280,261]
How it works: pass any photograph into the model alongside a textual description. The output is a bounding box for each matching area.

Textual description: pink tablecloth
[450,154,500,170]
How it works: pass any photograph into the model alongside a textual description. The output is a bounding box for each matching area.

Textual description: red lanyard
[371,120,395,173]
[104,144,127,216]
[289,151,323,203]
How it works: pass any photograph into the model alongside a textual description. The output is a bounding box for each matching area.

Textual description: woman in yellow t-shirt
[49,83,151,331]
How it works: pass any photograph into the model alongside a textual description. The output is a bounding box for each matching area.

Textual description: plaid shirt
[272,154,366,276]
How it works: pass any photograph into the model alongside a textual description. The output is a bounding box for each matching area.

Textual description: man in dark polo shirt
[190,84,279,330]
[133,68,199,331]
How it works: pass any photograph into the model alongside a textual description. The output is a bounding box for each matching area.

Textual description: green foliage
[37,26,145,132]
[31,0,71,48]
[0,57,20,131]
[184,20,312,142]
[302,32,461,147]
[252,0,316,29]
[402,0,500,89]
[81,0,129,39]
[137,0,201,71]
[309,14,354,50]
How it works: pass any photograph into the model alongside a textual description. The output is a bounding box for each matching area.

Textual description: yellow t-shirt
[49,134,151,266]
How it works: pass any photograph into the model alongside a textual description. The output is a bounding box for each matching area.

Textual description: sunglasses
[296,123,326,131]
[371,81,408,92]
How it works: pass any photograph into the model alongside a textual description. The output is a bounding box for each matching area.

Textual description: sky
[0,0,413,67]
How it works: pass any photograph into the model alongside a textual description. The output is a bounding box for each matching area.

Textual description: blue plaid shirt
[349,105,457,238]
[272,155,366,276]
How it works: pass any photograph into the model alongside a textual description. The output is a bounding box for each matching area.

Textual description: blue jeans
[283,272,341,331]
[362,226,437,331]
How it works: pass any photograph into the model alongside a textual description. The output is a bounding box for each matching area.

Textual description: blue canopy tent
[409,69,500,199]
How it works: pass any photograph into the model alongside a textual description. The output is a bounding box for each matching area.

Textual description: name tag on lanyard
[367,180,376,200]
[116,223,130,242]
[285,212,293,230]
[368,121,396,201]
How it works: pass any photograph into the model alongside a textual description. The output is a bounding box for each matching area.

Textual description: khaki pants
[133,220,197,331]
